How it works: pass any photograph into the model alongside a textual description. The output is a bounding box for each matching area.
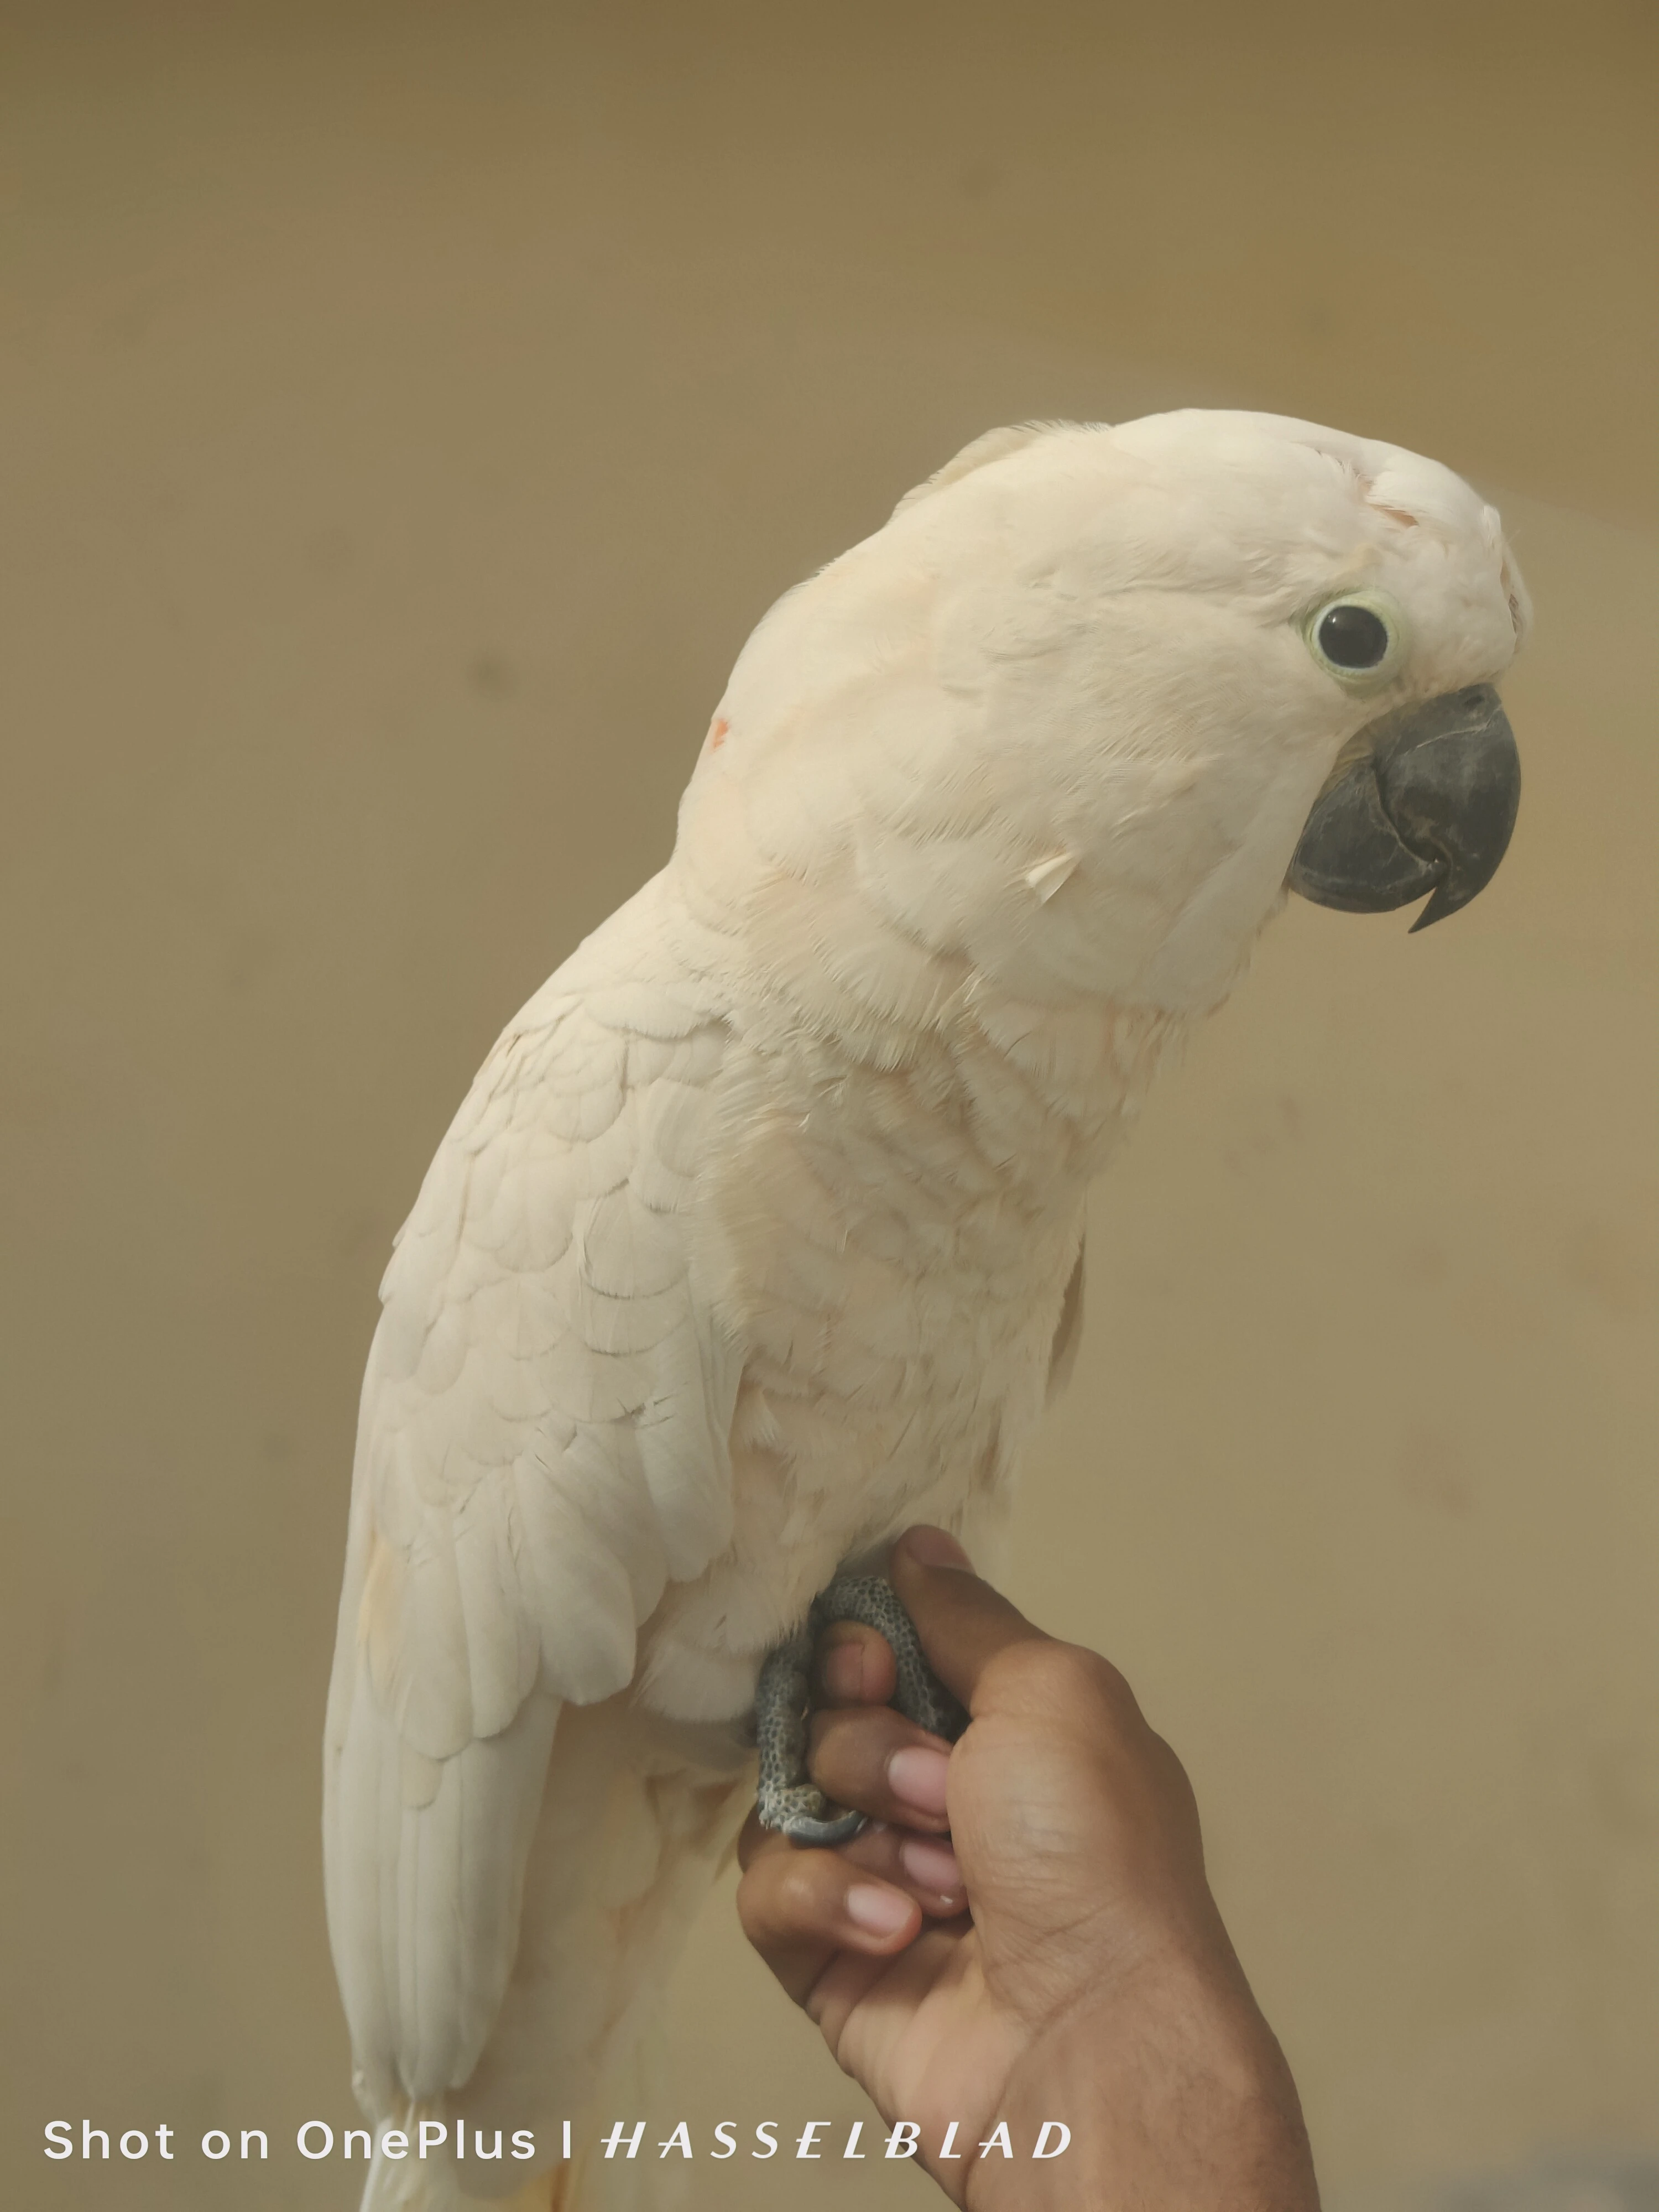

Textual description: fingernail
[820,1641,865,1701]
[900,1525,973,1571]
[845,1884,913,1937]
[887,1746,951,1817]
[899,1836,962,1895]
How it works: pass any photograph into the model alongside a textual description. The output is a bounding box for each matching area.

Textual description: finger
[740,1803,965,1915]
[837,1818,967,1913]
[889,1525,1051,1712]
[893,1830,967,1910]
[735,1841,920,2006]
[806,1704,953,1833]
[807,1914,968,2048]
[815,1619,897,1706]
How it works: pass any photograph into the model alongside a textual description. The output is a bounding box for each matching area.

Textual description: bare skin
[736,1525,1321,2210]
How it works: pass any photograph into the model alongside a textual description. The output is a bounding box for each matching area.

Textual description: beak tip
[1291,685,1519,932]
[1410,877,1485,932]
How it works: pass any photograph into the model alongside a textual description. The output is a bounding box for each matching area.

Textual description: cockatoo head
[676,411,1526,1025]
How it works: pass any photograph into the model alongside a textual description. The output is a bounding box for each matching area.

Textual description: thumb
[889,1526,1050,1714]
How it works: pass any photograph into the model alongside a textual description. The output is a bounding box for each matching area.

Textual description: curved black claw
[1290,683,1521,931]
[754,1574,966,1845]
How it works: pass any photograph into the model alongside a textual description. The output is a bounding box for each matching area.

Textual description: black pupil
[1318,603,1391,669]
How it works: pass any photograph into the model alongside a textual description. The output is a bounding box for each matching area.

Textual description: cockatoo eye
[1317,604,1389,666]
[1304,591,1407,687]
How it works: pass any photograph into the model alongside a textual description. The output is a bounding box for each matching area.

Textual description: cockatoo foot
[753,1574,966,1844]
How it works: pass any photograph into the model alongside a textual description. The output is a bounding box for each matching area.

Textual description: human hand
[736,1526,1320,2209]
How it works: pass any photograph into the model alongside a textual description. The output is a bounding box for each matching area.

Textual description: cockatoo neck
[661,867,1186,1207]
[938,980,1187,1197]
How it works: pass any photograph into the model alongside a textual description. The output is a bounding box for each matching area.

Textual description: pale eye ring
[1304,591,1407,687]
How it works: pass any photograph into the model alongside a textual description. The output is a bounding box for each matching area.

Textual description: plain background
[3,3,1655,2207]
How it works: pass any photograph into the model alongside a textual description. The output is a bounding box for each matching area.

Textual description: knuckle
[734,1852,815,1943]
[733,1868,770,1942]
[1147,1728,1197,1802]
[805,1707,856,1779]
[1001,1639,1145,1731]
[808,1702,896,1789]
[777,1858,829,1924]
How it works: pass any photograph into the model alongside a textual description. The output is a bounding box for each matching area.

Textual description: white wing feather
[322,873,739,2114]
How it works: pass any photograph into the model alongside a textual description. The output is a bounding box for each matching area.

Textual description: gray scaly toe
[754,1574,966,1845]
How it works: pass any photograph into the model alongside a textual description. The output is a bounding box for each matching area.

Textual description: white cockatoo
[324,411,1526,2209]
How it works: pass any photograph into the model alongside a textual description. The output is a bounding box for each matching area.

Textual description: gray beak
[1288,683,1521,932]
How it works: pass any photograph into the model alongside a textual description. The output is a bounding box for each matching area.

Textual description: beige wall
[2,5,1653,2208]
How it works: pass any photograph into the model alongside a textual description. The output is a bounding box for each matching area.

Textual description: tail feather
[359,2136,557,2212]
[357,1696,752,2212]
[356,2030,691,2212]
